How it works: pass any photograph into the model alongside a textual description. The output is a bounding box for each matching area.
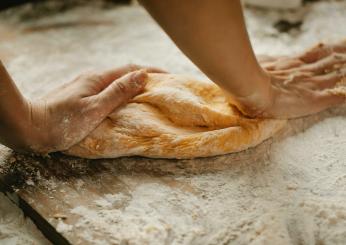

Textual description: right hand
[245,41,346,119]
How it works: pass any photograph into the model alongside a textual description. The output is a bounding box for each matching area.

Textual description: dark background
[0,0,131,10]
[0,0,36,10]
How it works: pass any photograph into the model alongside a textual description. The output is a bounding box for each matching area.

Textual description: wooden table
[1,104,345,244]
[1,1,346,244]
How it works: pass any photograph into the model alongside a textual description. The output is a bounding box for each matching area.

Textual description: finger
[95,64,166,90]
[78,64,164,94]
[143,67,168,74]
[309,68,346,90]
[299,53,346,74]
[101,64,143,82]
[258,55,296,71]
[103,65,167,80]
[299,41,346,63]
[263,58,304,71]
[269,70,313,79]
[313,90,345,111]
[93,70,148,116]
[299,43,332,63]
[75,64,145,91]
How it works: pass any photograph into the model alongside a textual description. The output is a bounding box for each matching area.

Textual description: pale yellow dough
[66,74,286,159]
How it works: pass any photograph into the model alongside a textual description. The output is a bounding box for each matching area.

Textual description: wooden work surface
[1,105,345,244]
[1,1,346,244]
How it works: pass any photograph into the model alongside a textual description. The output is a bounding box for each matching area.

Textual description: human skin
[140,0,346,118]
[1,1,346,154]
[0,62,164,153]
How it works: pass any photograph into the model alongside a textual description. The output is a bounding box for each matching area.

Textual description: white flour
[1,1,346,244]
[0,193,50,244]
[61,116,346,244]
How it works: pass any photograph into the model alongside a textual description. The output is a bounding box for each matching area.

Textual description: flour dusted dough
[66,74,286,159]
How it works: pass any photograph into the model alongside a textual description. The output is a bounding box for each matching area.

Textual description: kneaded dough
[66,74,286,159]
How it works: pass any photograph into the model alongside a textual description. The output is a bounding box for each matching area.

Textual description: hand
[23,64,165,154]
[242,41,346,119]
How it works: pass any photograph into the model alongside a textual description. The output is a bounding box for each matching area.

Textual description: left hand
[23,64,165,154]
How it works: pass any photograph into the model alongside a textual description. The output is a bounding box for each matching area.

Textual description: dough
[66,74,286,159]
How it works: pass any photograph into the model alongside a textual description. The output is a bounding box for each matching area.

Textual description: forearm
[140,0,272,113]
[0,60,32,151]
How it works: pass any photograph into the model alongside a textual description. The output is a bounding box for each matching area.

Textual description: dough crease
[66,74,286,159]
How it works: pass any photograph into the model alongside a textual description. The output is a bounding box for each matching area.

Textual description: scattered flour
[0,1,346,244]
[0,193,50,244]
[56,219,73,233]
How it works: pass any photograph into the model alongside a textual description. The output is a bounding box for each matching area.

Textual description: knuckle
[125,63,140,72]
[89,73,104,83]
[79,71,103,83]
[115,81,129,93]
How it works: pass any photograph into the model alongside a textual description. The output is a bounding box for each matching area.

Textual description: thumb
[95,70,148,114]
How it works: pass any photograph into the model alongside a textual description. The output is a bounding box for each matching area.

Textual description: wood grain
[0,105,345,244]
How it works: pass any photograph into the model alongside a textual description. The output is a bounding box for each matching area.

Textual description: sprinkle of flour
[0,193,50,244]
[0,1,346,244]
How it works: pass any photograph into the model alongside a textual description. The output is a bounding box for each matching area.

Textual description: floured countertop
[0,1,346,244]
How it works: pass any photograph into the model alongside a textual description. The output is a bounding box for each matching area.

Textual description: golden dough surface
[66,74,286,159]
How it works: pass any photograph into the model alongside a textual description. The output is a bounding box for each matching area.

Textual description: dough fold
[66,74,286,159]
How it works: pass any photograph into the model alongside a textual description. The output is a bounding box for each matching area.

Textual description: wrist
[0,97,33,153]
[18,100,51,154]
[231,73,274,117]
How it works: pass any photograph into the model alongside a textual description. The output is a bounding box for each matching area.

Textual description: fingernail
[133,70,148,88]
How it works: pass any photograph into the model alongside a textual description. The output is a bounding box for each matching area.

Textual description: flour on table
[1,0,346,244]
[0,193,50,245]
